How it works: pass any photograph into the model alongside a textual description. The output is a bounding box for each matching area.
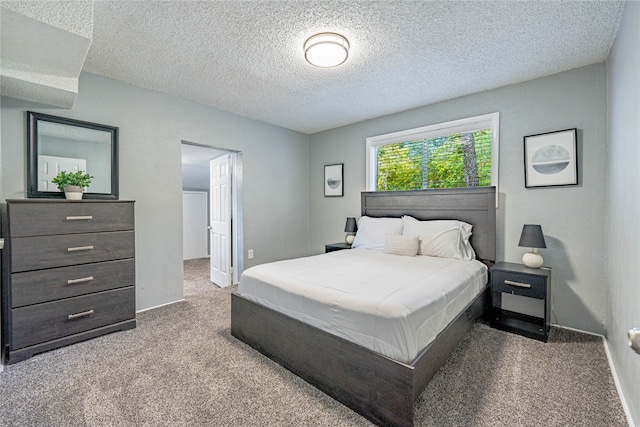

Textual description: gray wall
[309,64,608,335]
[607,1,640,424]
[1,72,310,311]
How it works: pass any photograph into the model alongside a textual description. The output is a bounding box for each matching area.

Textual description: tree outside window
[374,128,493,191]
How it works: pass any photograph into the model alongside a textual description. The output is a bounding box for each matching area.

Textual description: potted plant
[52,170,93,200]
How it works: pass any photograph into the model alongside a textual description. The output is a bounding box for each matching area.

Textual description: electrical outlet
[248,249,254,259]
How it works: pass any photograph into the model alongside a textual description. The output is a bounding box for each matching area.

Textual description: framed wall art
[324,163,344,197]
[524,128,578,188]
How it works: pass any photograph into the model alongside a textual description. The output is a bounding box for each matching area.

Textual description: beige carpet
[183,257,218,295]
[0,286,628,426]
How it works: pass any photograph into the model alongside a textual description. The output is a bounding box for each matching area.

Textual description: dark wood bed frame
[231,187,496,426]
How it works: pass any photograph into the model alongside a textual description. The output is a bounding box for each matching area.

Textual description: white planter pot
[63,186,84,200]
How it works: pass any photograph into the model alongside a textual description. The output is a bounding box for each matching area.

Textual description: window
[366,113,499,193]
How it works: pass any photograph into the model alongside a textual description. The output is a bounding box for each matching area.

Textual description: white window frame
[365,112,500,202]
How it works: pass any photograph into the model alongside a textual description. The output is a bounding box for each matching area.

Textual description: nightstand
[325,242,351,253]
[490,262,551,342]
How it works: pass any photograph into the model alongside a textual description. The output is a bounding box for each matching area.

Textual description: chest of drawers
[1,200,136,364]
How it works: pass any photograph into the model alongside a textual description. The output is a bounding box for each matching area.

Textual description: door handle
[629,328,640,355]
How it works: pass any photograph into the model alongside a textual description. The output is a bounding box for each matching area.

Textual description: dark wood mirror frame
[27,111,119,200]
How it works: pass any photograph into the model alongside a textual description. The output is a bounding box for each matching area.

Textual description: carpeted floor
[183,257,218,295]
[0,285,628,426]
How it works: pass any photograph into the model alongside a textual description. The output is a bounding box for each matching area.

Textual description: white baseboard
[550,323,604,337]
[552,324,634,426]
[603,338,636,427]
[136,298,185,313]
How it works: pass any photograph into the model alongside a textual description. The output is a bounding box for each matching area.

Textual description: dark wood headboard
[361,187,496,262]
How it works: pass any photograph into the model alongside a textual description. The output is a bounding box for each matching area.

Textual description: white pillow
[383,234,419,256]
[402,216,476,260]
[351,216,403,250]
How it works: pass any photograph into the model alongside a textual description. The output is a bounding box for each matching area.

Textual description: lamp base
[522,251,543,268]
[345,234,355,245]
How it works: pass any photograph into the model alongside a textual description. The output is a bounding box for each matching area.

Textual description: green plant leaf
[51,170,94,191]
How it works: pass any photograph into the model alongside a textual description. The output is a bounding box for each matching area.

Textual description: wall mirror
[27,111,119,199]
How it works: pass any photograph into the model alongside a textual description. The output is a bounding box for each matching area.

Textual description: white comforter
[237,248,488,364]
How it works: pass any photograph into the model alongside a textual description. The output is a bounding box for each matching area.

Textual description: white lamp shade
[304,33,349,67]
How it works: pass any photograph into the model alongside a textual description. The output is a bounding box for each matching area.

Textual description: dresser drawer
[492,270,546,299]
[7,202,134,237]
[11,259,135,308]
[11,231,134,272]
[10,287,135,350]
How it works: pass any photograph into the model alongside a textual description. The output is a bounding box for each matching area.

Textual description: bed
[231,187,496,426]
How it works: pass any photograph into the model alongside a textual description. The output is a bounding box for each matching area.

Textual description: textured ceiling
[4,1,626,134]
[0,2,92,107]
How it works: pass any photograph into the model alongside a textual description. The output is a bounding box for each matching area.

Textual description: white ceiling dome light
[304,32,350,68]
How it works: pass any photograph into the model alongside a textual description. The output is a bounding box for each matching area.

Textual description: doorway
[181,142,243,294]
[183,191,208,260]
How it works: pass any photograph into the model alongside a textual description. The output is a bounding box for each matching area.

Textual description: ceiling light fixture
[304,32,349,68]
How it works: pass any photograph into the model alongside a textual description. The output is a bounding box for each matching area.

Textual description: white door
[210,154,232,287]
[182,191,208,260]
[38,155,87,191]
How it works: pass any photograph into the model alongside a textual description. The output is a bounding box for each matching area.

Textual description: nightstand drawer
[325,242,351,253]
[492,271,546,299]
[490,262,551,342]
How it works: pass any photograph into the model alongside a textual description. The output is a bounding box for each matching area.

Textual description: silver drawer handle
[67,245,94,252]
[67,309,94,320]
[504,279,532,289]
[67,276,94,285]
[66,215,93,221]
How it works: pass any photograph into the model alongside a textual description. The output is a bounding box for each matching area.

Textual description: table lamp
[345,217,357,244]
[518,224,546,268]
